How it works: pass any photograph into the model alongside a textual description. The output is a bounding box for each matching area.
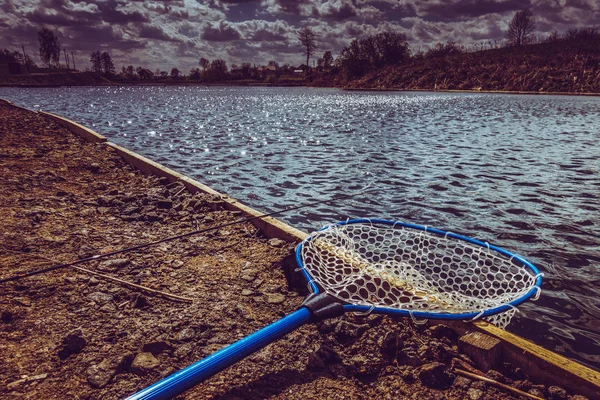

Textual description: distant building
[138,69,154,80]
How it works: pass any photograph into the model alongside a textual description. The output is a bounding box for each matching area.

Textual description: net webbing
[301,222,540,328]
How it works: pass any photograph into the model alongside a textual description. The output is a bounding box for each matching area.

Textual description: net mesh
[300,222,540,328]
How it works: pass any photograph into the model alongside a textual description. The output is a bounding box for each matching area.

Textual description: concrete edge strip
[38,111,107,143]
[7,99,598,397]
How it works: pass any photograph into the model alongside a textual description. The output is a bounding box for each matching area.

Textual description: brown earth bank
[0,103,588,399]
[344,42,600,93]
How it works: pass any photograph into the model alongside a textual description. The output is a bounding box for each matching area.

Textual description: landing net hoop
[296,219,543,327]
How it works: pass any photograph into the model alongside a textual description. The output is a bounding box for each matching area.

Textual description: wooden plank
[473,320,600,400]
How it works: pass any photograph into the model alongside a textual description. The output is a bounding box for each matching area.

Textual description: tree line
[3,9,599,86]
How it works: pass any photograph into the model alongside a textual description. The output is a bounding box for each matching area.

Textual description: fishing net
[299,220,542,328]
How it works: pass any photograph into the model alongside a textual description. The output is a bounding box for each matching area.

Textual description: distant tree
[0,49,21,63]
[126,65,135,79]
[298,26,316,78]
[100,52,115,75]
[240,62,252,78]
[160,71,169,79]
[154,68,161,77]
[426,41,464,58]
[322,51,333,68]
[507,9,536,46]
[268,60,279,68]
[90,51,102,73]
[170,67,180,79]
[337,32,409,79]
[208,59,228,80]
[38,27,61,67]
[189,68,201,80]
[199,57,209,72]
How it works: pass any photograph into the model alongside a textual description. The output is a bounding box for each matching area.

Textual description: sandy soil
[0,102,583,399]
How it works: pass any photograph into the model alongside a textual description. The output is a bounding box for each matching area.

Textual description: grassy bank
[344,40,600,93]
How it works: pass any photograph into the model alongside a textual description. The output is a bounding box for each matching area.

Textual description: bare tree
[298,26,316,78]
[199,57,209,72]
[507,9,536,46]
[38,27,61,67]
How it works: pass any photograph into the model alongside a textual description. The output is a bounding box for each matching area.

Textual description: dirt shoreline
[0,103,586,399]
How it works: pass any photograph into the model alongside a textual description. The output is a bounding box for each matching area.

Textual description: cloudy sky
[1,0,598,72]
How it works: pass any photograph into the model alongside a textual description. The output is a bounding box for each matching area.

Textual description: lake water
[1,86,599,371]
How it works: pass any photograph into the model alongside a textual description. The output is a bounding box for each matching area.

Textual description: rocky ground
[0,102,586,399]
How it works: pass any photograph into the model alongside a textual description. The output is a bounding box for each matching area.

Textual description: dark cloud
[275,0,310,14]
[0,0,598,71]
[420,0,528,21]
[202,21,242,41]
[320,1,358,21]
[139,24,182,43]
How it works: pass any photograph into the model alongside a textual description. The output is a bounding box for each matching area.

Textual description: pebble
[131,352,160,375]
[241,289,253,296]
[334,320,369,343]
[86,354,129,388]
[89,163,101,174]
[467,388,483,400]
[58,330,87,360]
[418,362,454,389]
[171,260,184,269]
[175,327,196,342]
[548,385,568,400]
[88,292,114,304]
[266,293,286,304]
[88,277,100,286]
[98,258,130,272]
[157,198,173,209]
[268,238,286,248]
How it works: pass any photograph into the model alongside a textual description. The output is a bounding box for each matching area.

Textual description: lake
[1,86,599,370]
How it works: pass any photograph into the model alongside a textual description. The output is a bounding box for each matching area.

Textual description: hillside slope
[346,42,600,93]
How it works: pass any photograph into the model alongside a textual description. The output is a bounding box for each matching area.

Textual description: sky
[1,0,598,72]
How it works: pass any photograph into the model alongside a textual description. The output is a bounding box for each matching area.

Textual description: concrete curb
[3,98,598,399]
[39,111,107,143]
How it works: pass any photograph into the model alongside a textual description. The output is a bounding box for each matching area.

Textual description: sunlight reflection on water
[1,86,599,370]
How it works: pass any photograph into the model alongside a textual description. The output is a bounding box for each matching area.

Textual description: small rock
[241,289,253,296]
[78,245,97,259]
[143,341,174,355]
[175,327,196,342]
[58,330,87,360]
[453,376,472,389]
[334,320,369,343]
[266,293,286,304]
[171,260,184,269]
[397,348,421,367]
[145,212,161,222]
[88,292,114,304]
[88,277,100,286]
[467,388,483,400]
[380,331,403,355]
[418,362,454,389]
[122,206,141,215]
[56,190,68,196]
[241,273,256,282]
[98,258,130,272]
[268,238,286,248]
[429,324,457,340]
[174,343,193,360]
[157,198,173,209]
[86,353,130,388]
[131,352,160,375]
[547,385,568,400]
[307,345,342,369]
[1,310,14,323]
[89,163,101,174]
[134,295,150,309]
[65,276,78,284]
